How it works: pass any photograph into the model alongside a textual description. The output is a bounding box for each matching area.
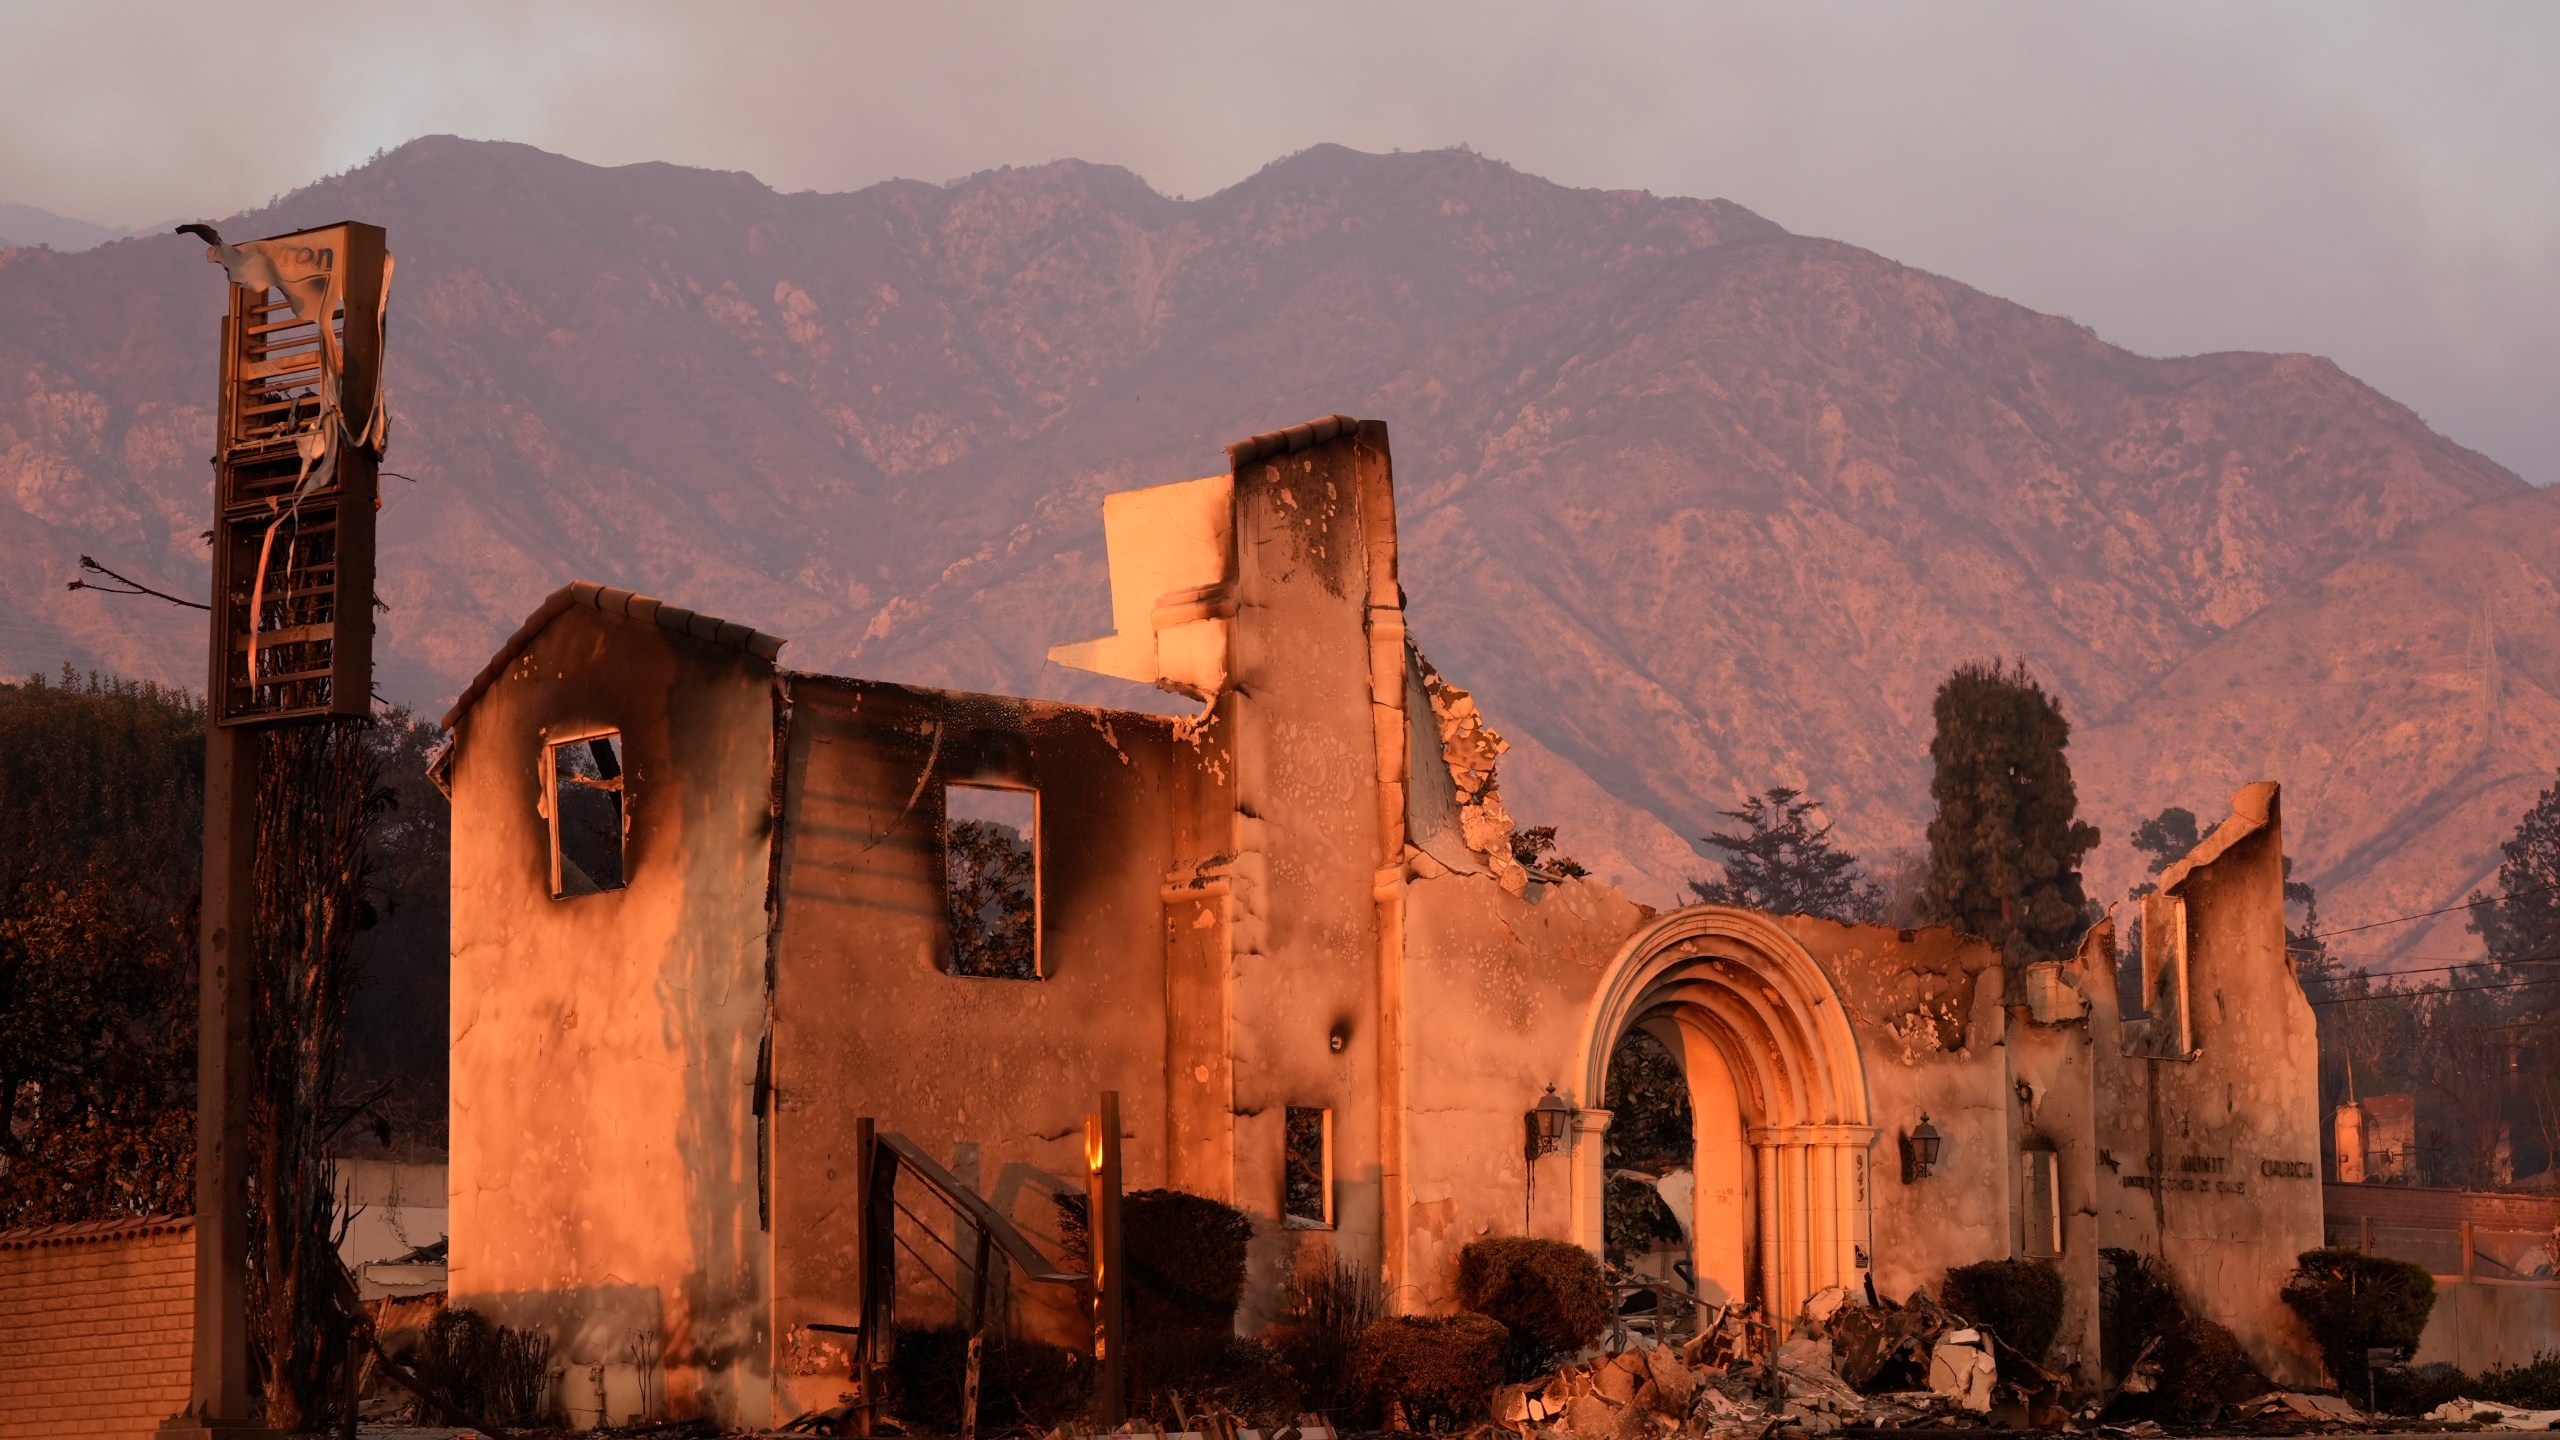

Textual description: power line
[2293,955,2555,982]
[2307,882,2560,940]
[2306,972,2560,1009]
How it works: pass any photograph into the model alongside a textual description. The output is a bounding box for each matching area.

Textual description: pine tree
[1919,661,2100,972]
[1688,787,1881,922]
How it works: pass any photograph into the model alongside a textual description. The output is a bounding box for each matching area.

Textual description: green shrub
[405,1307,559,1428]
[2477,1354,2560,1410]
[1348,1314,1509,1430]
[1454,1236,1610,1377]
[1264,1256,1386,1414]
[1943,1257,2066,1364]
[2377,1354,2560,1416]
[891,1326,1089,1432]
[2281,1247,2435,1394]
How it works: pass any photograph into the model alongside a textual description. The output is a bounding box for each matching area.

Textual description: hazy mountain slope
[0,202,136,252]
[2077,483,2560,951]
[0,137,2529,934]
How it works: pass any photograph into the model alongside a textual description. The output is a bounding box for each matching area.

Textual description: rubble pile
[1492,1289,2005,1438]
[1491,1286,2385,1437]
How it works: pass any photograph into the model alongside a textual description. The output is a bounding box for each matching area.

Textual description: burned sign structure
[162,221,395,1440]
[439,416,2326,1428]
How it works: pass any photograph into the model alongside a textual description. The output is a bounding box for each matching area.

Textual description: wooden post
[852,1116,878,1439]
[160,568,271,1440]
[962,1224,993,1440]
[1087,1091,1126,1428]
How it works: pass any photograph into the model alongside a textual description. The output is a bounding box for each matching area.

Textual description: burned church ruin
[437,416,2323,1426]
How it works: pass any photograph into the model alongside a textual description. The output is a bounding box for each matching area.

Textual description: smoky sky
[7,1,2555,484]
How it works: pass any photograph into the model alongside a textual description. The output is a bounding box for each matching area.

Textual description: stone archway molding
[1570,905,1878,1326]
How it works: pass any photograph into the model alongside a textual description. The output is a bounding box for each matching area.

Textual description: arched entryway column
[1570,906,1876,1326]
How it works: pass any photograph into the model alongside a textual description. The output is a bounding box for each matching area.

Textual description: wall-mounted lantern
[1529,1086,1575,1157]
[1901,1113,1944,1182]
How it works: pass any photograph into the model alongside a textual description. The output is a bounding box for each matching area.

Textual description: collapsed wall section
[2093,782,2324,1386]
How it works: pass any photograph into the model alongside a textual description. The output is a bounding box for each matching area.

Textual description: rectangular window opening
[2021,1146,2061,1257]
[1284,1106,1334,1229]
[944,783,1040,979]
[548,731,625,899]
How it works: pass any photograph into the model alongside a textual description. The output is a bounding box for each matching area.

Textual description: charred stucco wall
[766,677,1190,1410]
[1396,875,1655,1306]
[1801,922,2012,1301]
[2093,783,2324,1386]
[1220,430,1398,1324]
[1798,916,2098,1384]
[447,606,777,1427]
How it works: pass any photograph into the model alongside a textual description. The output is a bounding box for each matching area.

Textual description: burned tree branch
[67,555,211,610]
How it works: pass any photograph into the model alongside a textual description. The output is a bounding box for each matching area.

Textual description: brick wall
[0,1215,194,1439]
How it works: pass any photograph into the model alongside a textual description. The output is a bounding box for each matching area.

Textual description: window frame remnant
[1283,1106,1334,1230]
[545,729,627,899]
[941,781,1042,980]
[2020,1144,2062,1257]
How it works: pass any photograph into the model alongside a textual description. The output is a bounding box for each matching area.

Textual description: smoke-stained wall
[445,601,779,1427]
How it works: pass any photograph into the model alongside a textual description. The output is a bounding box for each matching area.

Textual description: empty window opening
[548,732,625,898]
[1284,1106,1334,1229]
[944,783,1039,979]
[2021,1146,2062,1257]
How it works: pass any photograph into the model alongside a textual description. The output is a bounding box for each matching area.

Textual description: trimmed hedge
[1056,1188,1256,1337]
[1348,1314,1509,1429]
[1454,1236,1611,1377]
[2281,1247,2435,1395]
[1943,1258,2066,1364]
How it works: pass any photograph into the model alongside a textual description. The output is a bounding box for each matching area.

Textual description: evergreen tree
[1689,787,1881,922]
[2471,770,2560,967]
[1919,661,2100,971]
[2128,807,2201,886]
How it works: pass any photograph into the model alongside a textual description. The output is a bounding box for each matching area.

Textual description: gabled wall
[446,604,779,1427]
[764,677,1192,1410]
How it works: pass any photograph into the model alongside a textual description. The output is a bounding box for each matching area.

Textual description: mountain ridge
[0,136,2536,944]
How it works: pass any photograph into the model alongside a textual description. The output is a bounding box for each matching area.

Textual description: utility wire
[2309,973,2560,1009]
[2294,955,2557,982]
[2306,882,2560,940]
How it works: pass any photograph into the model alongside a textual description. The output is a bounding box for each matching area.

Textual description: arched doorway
[1571,907,1876,1326]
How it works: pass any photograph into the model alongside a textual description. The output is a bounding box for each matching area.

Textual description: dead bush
[1348,1314,1509,1431]
[2097,1250,2264,1426]
[1264,1254,1385,1415]
[1943,1257,2065,1364]
[890,1325,1089,1432]
[1127,1331,1298,1423]
[404,1307,559,1429]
